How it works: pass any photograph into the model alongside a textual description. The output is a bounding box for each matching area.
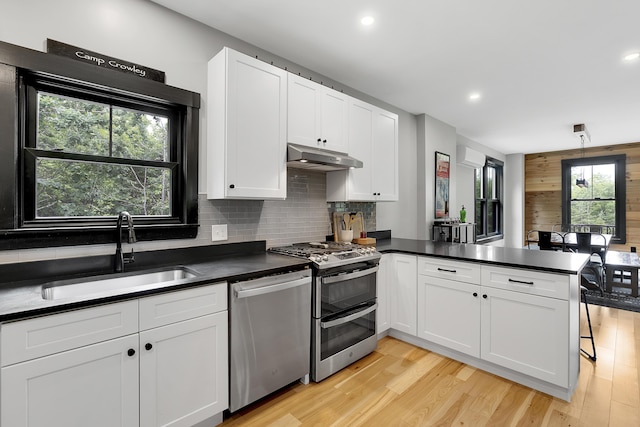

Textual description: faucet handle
[128,227,137,244]
[124,249,135,264]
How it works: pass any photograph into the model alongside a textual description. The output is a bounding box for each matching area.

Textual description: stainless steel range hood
[287,143,363,171]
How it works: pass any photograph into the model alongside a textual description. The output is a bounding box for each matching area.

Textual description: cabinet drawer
[1,300,138,367]
[481,266,569,300]
[139,282,227,331]
[418,257,481,284]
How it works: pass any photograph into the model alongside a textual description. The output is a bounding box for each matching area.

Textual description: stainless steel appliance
[229,269,312,412]
[287,143,363,171]
[268,242,380,382]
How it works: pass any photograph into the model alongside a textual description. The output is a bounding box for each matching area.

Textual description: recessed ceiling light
[361,16,374,26]
[624,52,640,61]
[469,92,481,101]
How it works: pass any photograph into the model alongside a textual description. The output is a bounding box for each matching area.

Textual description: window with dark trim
[561,155,626,244]
[0,41,199,250]
[475,157,503,242]
[23,73,181,223]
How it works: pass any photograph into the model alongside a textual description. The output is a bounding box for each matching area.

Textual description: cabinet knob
[483,294,488,299]
[317,138,322,143]
[229,184,235,189]
[145,343,153,351]
[473,292,478,297]
[322,139,327,143]
[127,348,136,357]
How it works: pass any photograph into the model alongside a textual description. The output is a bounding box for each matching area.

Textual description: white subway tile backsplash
[0,170,376,264]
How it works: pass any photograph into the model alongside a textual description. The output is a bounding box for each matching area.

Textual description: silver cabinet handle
[321,266,378,284]
[321,303,377,328]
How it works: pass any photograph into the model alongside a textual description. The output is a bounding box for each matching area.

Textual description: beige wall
[525,142,640,251]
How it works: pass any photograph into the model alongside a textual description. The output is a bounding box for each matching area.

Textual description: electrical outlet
[211,224,228,241]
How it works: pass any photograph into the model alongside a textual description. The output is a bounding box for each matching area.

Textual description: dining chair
[563,231,605,290]
[526,230,539,249]
[538,231,563,251]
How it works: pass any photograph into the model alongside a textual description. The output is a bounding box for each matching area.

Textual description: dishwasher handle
[234,274,311,299]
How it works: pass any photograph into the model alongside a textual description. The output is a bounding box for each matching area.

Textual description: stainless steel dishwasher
[229,269,312,412]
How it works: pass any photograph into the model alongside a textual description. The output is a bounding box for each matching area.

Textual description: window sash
[475,158,503,241]
[561,155,626,244]
[21,72,184,226]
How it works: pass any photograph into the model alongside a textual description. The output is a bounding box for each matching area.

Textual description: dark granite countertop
[0,238,589,322]
[0,242,310,322]
[375,238,590,275]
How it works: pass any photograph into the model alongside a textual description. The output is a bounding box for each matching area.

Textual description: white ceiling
[151,0,640,155]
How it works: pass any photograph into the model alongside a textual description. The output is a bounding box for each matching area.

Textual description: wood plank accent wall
[525,143,640,251]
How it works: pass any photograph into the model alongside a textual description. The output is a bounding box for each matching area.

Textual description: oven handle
[321,303,378,328]
[321,266,379,284]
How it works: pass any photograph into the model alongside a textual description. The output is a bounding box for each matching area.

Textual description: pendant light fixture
[574,124,590,188]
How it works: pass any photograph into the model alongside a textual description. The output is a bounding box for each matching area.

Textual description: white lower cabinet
[1,283,228,427]
[388,254,417,336]
[140,311,228,427]
[417,276,481,357]
[393,255,575,398]
[480,287,568,387]
[2,334,140,427]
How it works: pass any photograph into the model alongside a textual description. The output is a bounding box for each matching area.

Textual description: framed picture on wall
[435,151,450,218]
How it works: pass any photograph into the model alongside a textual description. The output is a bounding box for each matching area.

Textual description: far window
[475,157,503,242]
[561,155,626,243]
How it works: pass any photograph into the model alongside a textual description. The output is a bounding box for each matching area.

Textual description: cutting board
[349,212,364,240]
[332,211,364,242]
[332,212,340,242]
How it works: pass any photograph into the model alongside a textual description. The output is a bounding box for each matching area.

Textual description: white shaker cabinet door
[417,276,481,357]
[288,73,348,153]
[480,287,569,387]
[319,87,349,152]
[371,108,398,201]
[345,98,375,199]
[287,74,320,148]
[139,311,228,427]
[208,47,287,199]
[1,334,139,427]
[389,254,417,336]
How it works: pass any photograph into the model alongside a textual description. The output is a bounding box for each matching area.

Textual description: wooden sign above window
[46,39,166,83]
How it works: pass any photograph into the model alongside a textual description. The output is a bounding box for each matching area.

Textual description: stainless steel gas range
[268,242,380,382]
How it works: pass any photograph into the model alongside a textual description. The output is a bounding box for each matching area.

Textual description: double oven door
[311,260,378,382]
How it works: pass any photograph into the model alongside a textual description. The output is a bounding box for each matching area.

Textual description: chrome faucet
[115,211,136,273]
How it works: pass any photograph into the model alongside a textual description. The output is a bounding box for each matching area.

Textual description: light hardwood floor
[220,304,640,426]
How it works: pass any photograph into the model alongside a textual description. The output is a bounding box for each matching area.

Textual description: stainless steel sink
[42,268,198,300]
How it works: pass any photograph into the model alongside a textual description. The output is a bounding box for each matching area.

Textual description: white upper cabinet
[326,98,398,202]
[287,73,348,153]
[207,47,287,200]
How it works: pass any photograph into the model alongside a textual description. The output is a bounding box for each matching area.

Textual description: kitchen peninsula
[374,237,590,402]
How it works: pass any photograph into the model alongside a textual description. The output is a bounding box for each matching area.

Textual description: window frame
[21,73,182,226]
[561,154,626,244]
[475,157,504,243]
[0,41,199,250]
